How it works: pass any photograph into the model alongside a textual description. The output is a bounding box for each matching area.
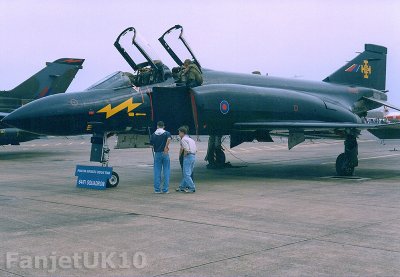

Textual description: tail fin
[7,58,84,100]
[323,44,387,91]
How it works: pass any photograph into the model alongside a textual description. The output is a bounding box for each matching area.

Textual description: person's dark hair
[178,126,188,134]
[157,121,165,128]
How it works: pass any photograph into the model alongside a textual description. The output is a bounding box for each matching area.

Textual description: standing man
[150,121,171,194]
[179,125,194,181]
[176,126,197,193]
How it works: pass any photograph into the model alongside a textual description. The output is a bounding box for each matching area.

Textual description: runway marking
[321,153,400,165]
[136,164,153,168]
[80,142,85,145]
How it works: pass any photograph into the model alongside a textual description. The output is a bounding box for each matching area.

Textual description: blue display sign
[75,165,113,190]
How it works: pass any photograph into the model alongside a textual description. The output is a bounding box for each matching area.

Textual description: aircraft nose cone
[3,94,87,136]
[2,105,37,132]
[2,95,62,135]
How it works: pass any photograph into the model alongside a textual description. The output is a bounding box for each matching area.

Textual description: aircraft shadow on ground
[196,163,400,181]
[0,151,63,161]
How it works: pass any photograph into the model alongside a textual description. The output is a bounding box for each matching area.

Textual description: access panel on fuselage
[150,86,195,135]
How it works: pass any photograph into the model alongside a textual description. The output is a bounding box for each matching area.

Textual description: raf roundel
[220,100,230,115]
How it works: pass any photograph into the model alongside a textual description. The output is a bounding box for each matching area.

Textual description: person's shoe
[175,188,185,192]
[154,191,162,194]
[162,191,169,194]
[184,188,195,193]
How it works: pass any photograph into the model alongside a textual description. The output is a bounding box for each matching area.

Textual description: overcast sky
[1,0,399,105]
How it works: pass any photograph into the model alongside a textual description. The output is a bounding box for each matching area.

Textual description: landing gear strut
[206,135,226,168]
[90,132,119,188]
[335,134,358,176]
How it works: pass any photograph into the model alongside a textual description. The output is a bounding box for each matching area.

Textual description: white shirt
[180,135,197,154]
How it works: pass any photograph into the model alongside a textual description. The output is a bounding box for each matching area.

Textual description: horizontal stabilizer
[362,97,400,112]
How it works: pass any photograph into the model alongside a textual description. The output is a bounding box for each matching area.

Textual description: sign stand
[75,165,113,190]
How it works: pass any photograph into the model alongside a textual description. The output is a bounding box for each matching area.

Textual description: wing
[233,121,382,130]
[231,121,400,149]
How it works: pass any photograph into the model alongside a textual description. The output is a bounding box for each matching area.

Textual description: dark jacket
[150,129,171,153]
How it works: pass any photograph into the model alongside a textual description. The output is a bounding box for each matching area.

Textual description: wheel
[335,153,354,176]
[215,148,226,165]
[106,171,119,188]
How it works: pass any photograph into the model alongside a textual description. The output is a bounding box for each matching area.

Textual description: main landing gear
[90,132,120,188]
[205,135,227,168]
[335,134,358,176]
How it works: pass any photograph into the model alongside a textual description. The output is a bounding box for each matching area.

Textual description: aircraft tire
[335,153,354,176]
[106,171,120,188]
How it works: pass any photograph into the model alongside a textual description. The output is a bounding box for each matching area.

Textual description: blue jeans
[154,152,170,192]
[179,154,196,192]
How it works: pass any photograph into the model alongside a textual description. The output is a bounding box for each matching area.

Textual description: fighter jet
[3,25,400,187]
[0,58,84,145]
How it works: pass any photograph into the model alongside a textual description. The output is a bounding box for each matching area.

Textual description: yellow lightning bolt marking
[97,98,142,119]
[361,60,372,79]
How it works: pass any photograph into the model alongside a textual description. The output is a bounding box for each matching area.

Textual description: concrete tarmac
[0,134,399,276]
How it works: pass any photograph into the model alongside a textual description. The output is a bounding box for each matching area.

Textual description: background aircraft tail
[5,58,84,100]
[323,44,387,91]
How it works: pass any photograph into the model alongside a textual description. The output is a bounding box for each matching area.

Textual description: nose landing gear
[106,171,120,188]
[90,132,120,188]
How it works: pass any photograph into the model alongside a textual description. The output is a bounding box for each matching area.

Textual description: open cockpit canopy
[114,27,171,87]
[159,25,201,72]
